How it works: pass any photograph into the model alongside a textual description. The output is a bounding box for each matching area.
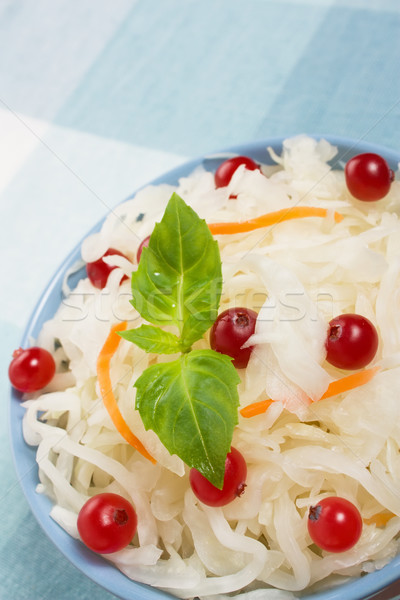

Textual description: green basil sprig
[119,193,240,488]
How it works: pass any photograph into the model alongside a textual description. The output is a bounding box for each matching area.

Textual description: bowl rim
[8,134,400,600]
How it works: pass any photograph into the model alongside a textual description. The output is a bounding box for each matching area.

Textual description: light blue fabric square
[0,0,135,120]
[55,0,330,155]
[256,4,400,150]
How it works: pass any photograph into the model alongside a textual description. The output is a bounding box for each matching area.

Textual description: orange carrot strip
[240,366,380,419]
[240,399,274,419]
[208,207,343,235]
[364,512,396,527]
[319,366,380,401]
[97,321,156,464]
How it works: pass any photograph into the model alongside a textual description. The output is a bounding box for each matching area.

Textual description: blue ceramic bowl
[9,136,400,600]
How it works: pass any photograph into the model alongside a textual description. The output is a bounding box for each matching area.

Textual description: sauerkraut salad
[20,136,400,599]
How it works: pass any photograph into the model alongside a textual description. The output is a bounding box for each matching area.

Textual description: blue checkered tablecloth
[1,1,400,598]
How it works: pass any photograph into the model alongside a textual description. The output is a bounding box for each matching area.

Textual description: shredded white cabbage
[22,135,400,599]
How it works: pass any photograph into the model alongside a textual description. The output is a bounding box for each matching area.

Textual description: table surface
[1,1,400,599]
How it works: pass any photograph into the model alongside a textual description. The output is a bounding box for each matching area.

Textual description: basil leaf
[134,349,240,488]
[124,195,242,486]
[119,325,181,354]
[130,193,222,350]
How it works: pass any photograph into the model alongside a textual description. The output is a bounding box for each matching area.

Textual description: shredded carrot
[208,207,343,235]
[364,512,396,527]
[319,366,380,401]
[240,399,274,419]
[240,367,380,419]
[97,321,156,464]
